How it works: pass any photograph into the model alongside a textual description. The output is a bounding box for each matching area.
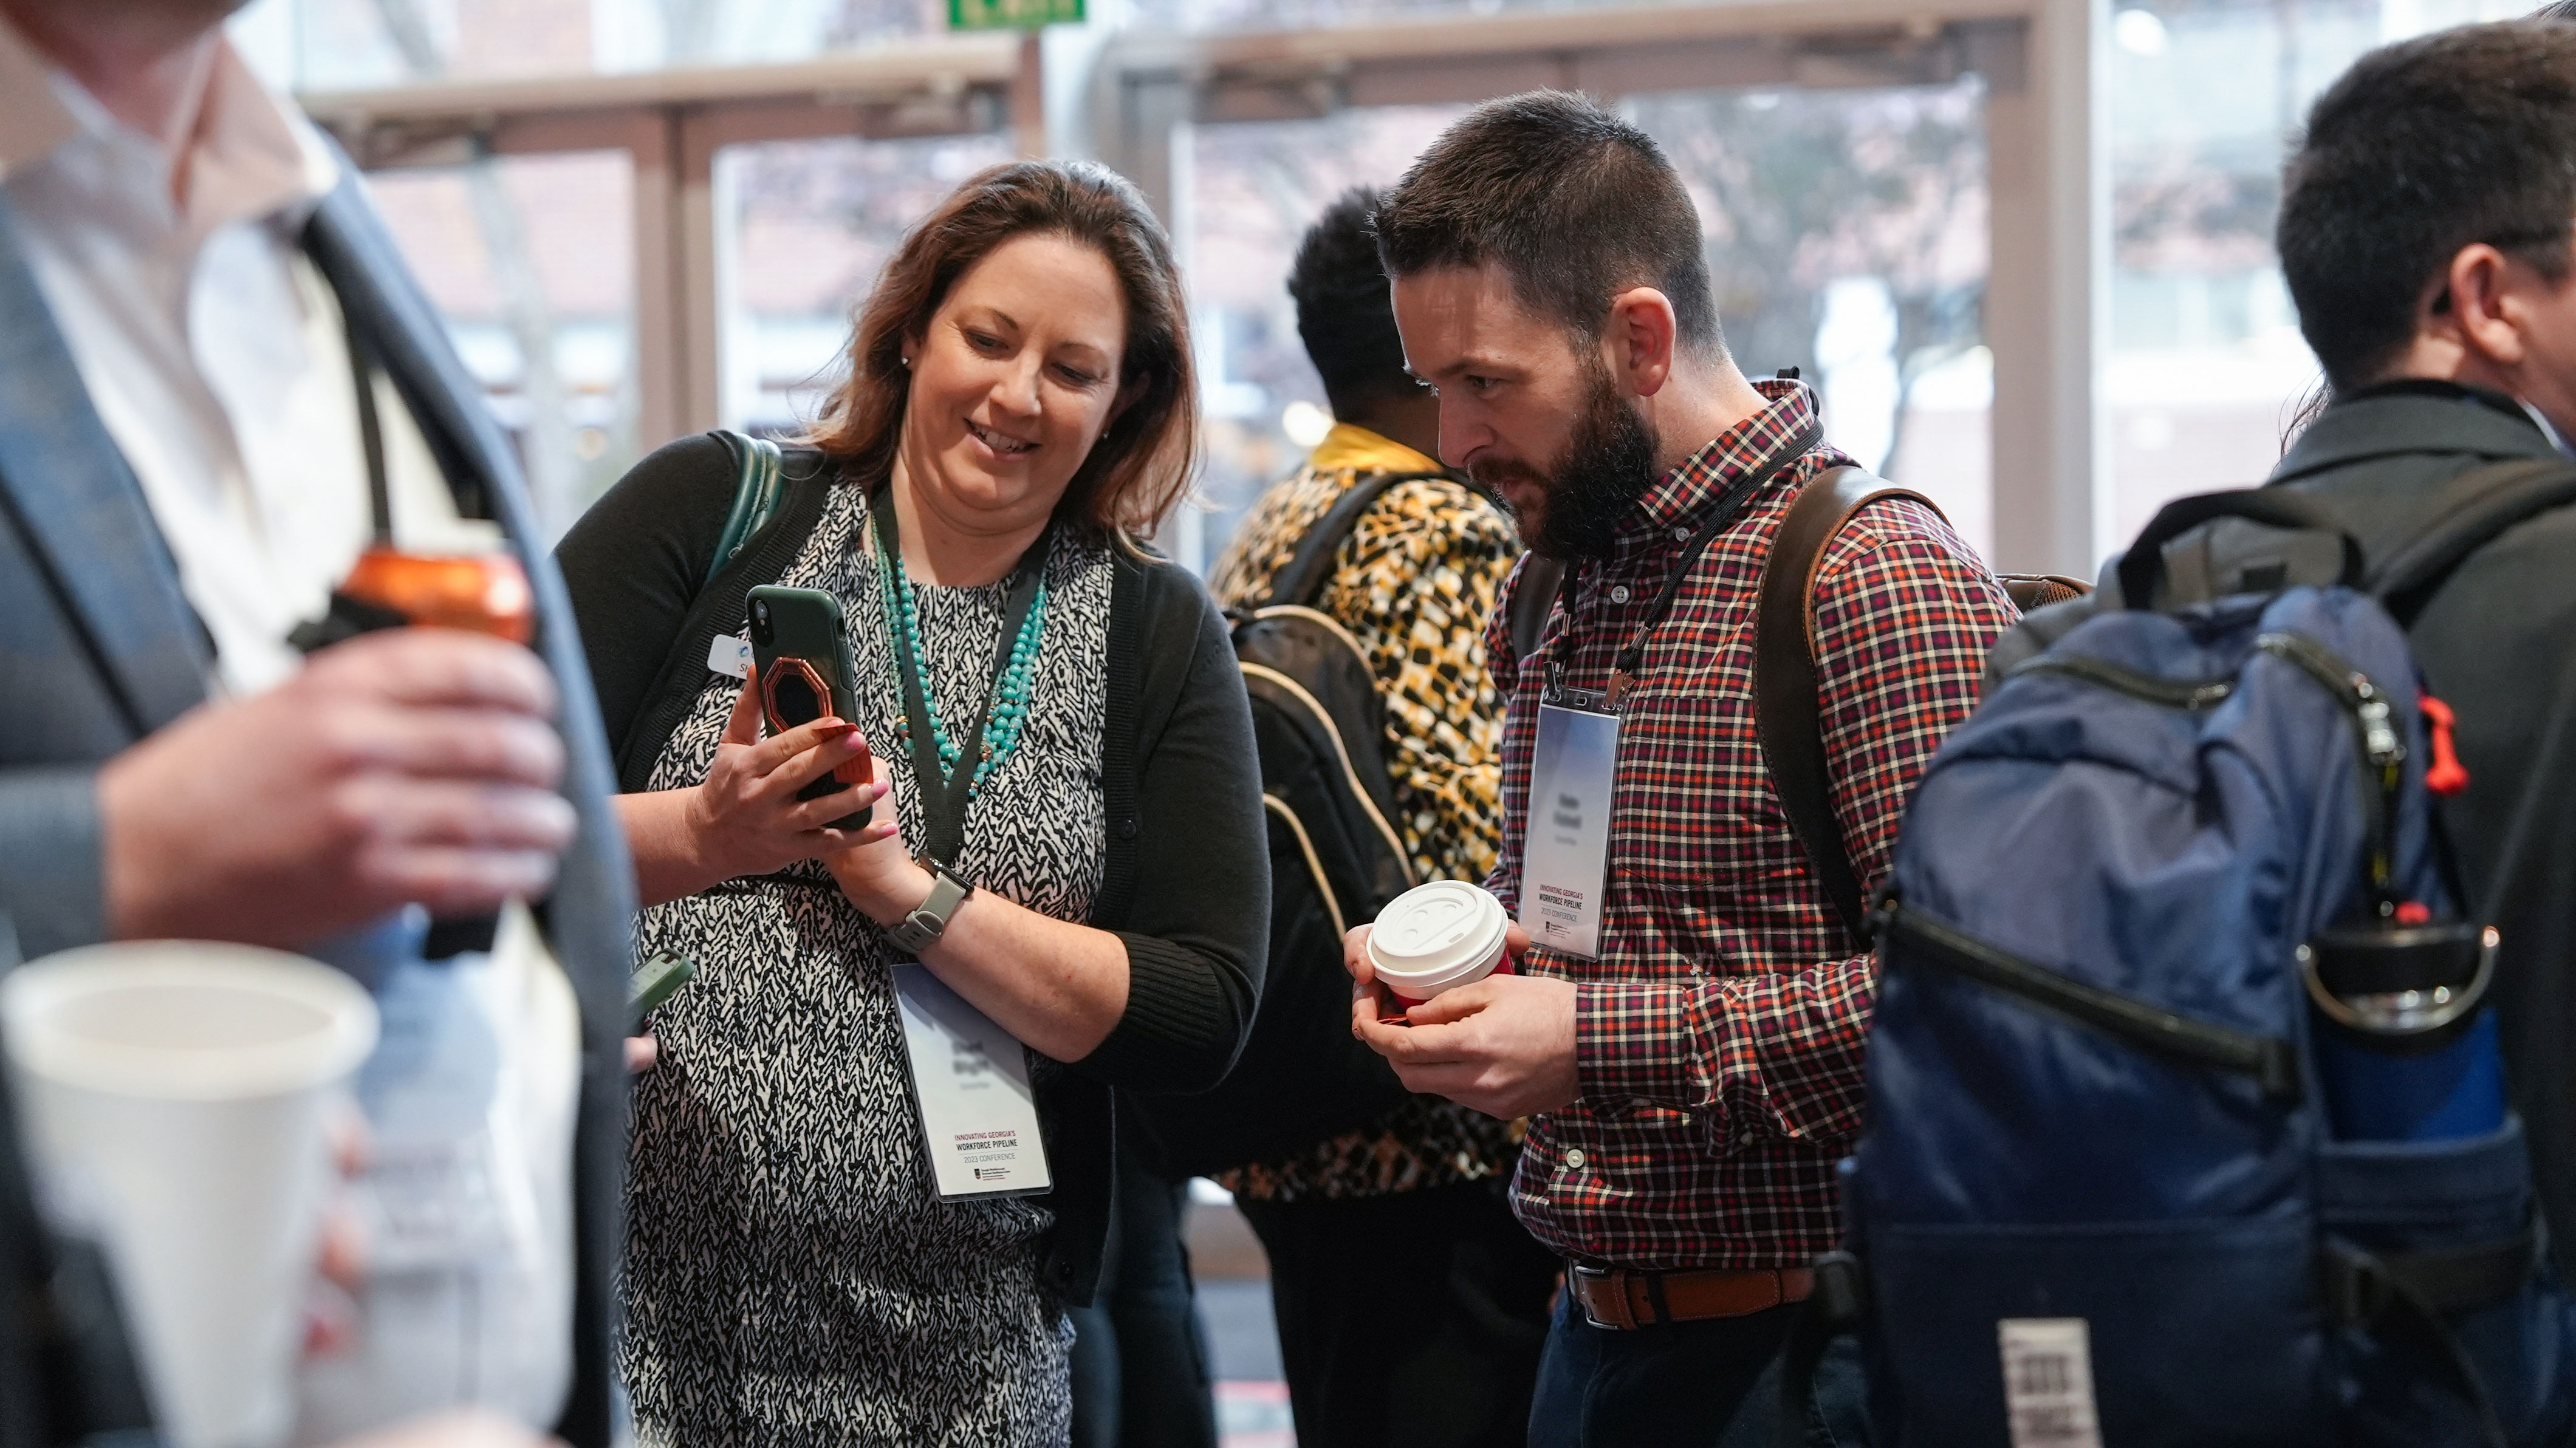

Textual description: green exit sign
[948,0,1082,27]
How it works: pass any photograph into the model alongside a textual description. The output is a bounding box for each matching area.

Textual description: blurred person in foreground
[1205,186,1558,1448]
[0,0,634,1446]
[2258,16,2576,1280]
[553,160,1266,1445]
[1346,92,2015,1446]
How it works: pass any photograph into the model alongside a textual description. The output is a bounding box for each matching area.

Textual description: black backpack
[1126,473,1454,1178]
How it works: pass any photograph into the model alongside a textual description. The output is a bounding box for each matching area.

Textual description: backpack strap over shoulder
[2362,456,2576,624]
[1509,555,1567,664]
[1261,470,1447,609]
[614,438,832,792]
[1761,469,2095,937]
[1755,466,1940,944]
[707,430,786,587]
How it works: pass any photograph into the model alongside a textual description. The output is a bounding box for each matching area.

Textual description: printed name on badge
[1521,700,1621,960]
[893,964,1053,1200]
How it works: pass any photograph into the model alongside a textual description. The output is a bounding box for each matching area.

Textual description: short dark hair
[1373,90,1722,355]
[2278,21,2576,390]
[1289,187,1412,416]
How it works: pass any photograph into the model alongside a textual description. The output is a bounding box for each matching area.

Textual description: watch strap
[889,867,973,954]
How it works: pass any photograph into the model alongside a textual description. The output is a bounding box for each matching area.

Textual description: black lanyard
[869,483,1052,870]
[286,309,405,653]
[1545,417,1824,709]
[343,303,394,546]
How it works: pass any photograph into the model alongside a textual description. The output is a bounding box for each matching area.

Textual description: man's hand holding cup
[1345,883,1580,1119]
[97,627,577,949]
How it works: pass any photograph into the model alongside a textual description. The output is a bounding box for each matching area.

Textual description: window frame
[304,0,2106,573]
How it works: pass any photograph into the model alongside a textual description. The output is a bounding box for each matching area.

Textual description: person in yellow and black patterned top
[1205,187,1560,1448]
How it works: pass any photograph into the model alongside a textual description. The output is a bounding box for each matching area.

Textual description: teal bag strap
[706,429,785,587]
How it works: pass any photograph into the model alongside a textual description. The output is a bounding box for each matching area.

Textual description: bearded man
[1341,92,2016,1448]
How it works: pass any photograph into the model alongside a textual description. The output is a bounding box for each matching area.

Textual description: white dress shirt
[0,18,582,1441]
[0,19,484,695]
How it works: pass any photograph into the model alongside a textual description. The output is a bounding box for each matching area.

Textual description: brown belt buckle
[1569,1263,1633,1331]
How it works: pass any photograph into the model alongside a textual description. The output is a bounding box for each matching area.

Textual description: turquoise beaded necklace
[871,505,1051,796]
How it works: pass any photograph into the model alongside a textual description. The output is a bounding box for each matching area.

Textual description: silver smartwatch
[888,864,973,955]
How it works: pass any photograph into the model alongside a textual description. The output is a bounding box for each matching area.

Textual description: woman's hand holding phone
[683,677,899,881]
[818,746,936,929]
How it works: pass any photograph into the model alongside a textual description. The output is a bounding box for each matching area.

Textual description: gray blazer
[0,174,635,1447]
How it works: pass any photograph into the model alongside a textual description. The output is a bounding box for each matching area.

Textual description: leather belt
[1567,1262,1815,1330]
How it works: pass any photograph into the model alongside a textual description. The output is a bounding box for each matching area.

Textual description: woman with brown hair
[552,160,1266,1444]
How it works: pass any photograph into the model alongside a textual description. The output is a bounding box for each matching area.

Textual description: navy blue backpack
[1800,485,2576,1447]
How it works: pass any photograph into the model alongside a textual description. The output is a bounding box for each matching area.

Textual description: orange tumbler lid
[338,545,535,646]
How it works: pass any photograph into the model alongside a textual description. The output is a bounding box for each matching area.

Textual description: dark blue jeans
[1527,1287,1870,1448]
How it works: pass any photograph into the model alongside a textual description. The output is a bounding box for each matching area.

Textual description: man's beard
[1470,361,1660,560]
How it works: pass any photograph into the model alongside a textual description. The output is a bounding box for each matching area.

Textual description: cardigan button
[1118,817,1139,839]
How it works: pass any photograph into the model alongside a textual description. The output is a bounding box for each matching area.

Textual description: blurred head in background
[1375,89,1753,559]
[810,159,1199,544]
[1288,186,1441,459]
[2280,19,2576,437]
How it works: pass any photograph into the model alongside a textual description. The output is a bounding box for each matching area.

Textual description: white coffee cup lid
[1368,880,1509,990]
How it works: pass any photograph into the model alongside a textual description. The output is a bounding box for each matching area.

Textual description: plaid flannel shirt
[1485,380,2016,1271]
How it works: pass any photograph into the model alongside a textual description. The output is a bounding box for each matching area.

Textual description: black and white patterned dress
[623,477,1111,1447]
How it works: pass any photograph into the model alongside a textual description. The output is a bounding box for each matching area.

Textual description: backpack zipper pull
[2421,694,2471,796]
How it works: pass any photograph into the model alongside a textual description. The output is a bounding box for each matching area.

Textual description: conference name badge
[1521,695,1620,960]
[893,964,1053,1200]
[707,633,753,680]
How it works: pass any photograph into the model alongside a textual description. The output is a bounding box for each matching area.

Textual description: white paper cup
[1367,881,1513,1011]
[2,943,379,1448]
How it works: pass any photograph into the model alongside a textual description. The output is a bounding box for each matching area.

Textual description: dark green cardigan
[555,434,1269,1305]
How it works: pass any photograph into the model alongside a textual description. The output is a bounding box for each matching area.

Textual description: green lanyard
[868,483,1052,870]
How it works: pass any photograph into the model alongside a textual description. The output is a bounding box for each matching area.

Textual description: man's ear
[1602,287,1680,399]
[2435,243,2533,371]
